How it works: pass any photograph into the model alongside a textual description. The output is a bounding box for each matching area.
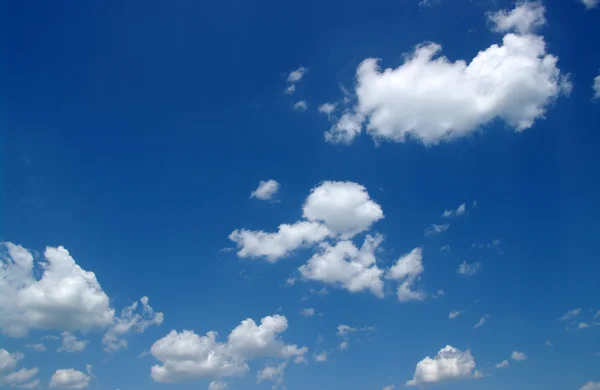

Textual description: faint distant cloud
[425,223,449,236]
[495,360,509,368]
[293,100,308,112]
[473,314,490,329]
[558,308,581,322]
[300,308,315,317]
[419,0,441,7]
[449,310,464,319]
[511,351,527,361]
[439,245,451,252]
[457,261,481,277]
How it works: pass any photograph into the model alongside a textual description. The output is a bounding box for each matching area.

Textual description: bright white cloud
[287,67,306,83]
[511,351,527,361]
[425,224,449,236]
[314,352,327,362]
[406,345,479,386]
[256,362,286,387]
[300,308,315,317]
[488,1,546,34]
[58,332,88,353]
[293,101,308,111]
[49,369,90,389]
[299,235,385,297]
[250,180,280,201]
[25,344,46,352]
[457,261,481,277]
[386,248,426,302]
[229,221,331,262]
[303,181,384,238]
[495,360,510,368]
[0,243,114,337]
[581,0,599,10]
[0,349,23,374]
[448,310,464,319]
[473,314,490,329]
[325,3,570,146]
[581,382,600,390]
[102,296,163,351]
[150,314,307,383]
[318,103,337,116]
[559,308,581,322]
[593,73,600,99]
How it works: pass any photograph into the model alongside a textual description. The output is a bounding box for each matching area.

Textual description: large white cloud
[406,345,479,386]
[49,369,90,389]
[229,222,331,262]
[386,248,426,302]
[0,243,114,337]
[303,181,384,238]
[150,314,307,383]
[324,2,570,146]
[298,235,385,297]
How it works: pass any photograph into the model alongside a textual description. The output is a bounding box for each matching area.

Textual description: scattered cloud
[150,314,306,383]
[473,314,490,329]
[293,101,308,112]
[323,2,570,146]
[382,385,394,390]
[581,0,599,10]
[208,381,228,390]
[250,180,280,201]
[406,345,479,386]
[449,310,465,319]
[58,332,89,353]
[439,245,451,252]
[300,308,315,317]
[299,235,385,297]
[545,340,553,347]
[425,224,449,236]
[442,203,466,218]
[314,351,327,362]
[488,1,546,34]
[284,84,296,95]
[578,322,591,329]
[593,72,600,100]
[457,261,481,277]
[287,67,306,83]
[419,0,441,7]
[49,368,91,389]
[256,362,287,388]
[337,324,357,337]
[559,308,581,322]
[495,360,510,368]
[511,351,527,361]
[581,382,600,390]
[386,248,426,302]
[25,344,46,352]
[318,103,337,116]
[338,340,349,351]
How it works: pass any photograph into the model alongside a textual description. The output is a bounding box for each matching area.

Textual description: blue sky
[1,0,600,389]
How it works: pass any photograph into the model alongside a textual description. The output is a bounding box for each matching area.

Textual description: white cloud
[16,379,40,388]
[293,101,308,111]
[578,322,591,329]
[382,385,394,390]
[58,332,89,353]
[324,3,570,146]
[314,352,327,362]
[425,224,449,236]
[150,314,307,383]
[581,0,599,10]
[256,362,287,387]
[229,221,331,262]
[287,67,306,83]
[442,203,466,218]
[473,314,490,329]
[439,245,451,252]
[593,73,600,99]
[25,344,45,352]
[511,351,527,361]
[300,308,315,317]
[338,340,349,351]
[284,85,296,95]
[299,235,385,297]
[2,367,39,386]
[303,181,384,238]
[208,381,227,390]
[495,360,509,368]
[49,369,90,389]
[250,180,280,201]
[448,310,464,319]
[386,248,426,302]
[0,243,114,337]
[406,345,479,386]
[336,324,357,336]
[581,382,600,390]
[419,0,440,7]
[0,349,23,374]
[488,1,546,34]
[318,103,337,116]
[102,296,163,352]
[559,308,581,322]
[457,261,481,277]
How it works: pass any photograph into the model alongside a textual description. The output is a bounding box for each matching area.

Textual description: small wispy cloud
[473,314,490,329]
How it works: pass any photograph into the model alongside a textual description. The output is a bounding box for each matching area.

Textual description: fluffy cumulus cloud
[303,181,384,238]
[299,235,385,297]
[581,382,600,390]
[406,345,479,386]
[496,360,510,368]
[229,222,331,262]
[511,351,527,361]
[386,248,426,302]
[581,0,599,10]
[488,1,546,34]
[250,180,280,201]
[324,2,570,146]
[0,243,114,337]
[49,368,90,389]
[150,314,307,383]
[102,296,163,351]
